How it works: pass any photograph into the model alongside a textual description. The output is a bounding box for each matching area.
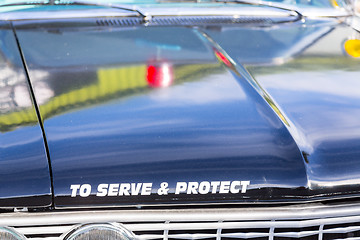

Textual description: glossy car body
[0,0,360,239]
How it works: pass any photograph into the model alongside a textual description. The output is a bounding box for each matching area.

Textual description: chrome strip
[224,0,351,18]
[0,5,349,22]
[2,203,360,226]
[0,6,293,21]
[2,203,360,239]
[0,9,136,21]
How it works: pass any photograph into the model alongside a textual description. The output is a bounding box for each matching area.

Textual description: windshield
[0,0,351,9]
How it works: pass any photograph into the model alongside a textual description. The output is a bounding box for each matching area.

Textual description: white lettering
[230,181,241,194]
[71,180,250,198]
[241,181,250,193]
[210,181,220,194]
[219,181,230,194]
[96,184,108,197]
[108,184,119,196]
[119,183,131,196]
[70,184,80,197]
[79,184,91,197]
[131,183,142,195]
[198,181,211,194]
[187,182,199,194]
[142,183,153,195]
[175,182,187,194]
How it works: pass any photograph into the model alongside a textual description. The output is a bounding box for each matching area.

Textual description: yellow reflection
[330,0,340,8]
[98,65,147,94]
[264,95,289,126]
[0,63,220,132]
[40,65,148,119]
[344,39,360,58]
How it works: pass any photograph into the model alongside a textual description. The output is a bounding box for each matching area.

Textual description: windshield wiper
[0,0,152,22]
[216,0,303,21]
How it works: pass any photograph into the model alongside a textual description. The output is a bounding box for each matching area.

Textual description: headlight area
[2,203,360,240]
[64,223,135,240]
[0,227,26,240]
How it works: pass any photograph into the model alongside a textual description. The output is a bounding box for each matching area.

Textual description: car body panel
[14,21,310,207]
[0,21,52,207]
[239,24,360,197]
[0,4,358,208]
[205,19,360,198]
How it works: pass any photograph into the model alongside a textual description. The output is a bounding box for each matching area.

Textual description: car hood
[12,16,360,207]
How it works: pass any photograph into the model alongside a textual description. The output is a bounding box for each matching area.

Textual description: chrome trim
[0,9,136,21]
[0,0,351,22]
[0,0,149,21]
[0,6,294,21]
[138,6,293,17]
[0,4,350,22]
[2,203,360,239]
[225,0,352,18]
[221,0,303,21]
[69,0,152,21]
[95,15,285,27]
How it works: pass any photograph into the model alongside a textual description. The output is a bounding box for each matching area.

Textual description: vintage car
[0,0,360,239]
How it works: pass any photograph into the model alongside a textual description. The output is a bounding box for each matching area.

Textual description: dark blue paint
[8,16,360,207]
[239,23,360,196]
[0,23,51,207]
[15,24,308,207]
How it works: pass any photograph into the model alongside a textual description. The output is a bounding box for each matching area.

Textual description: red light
[146,62,173,88]
[215,50,232,67]
[147,65,157,86]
